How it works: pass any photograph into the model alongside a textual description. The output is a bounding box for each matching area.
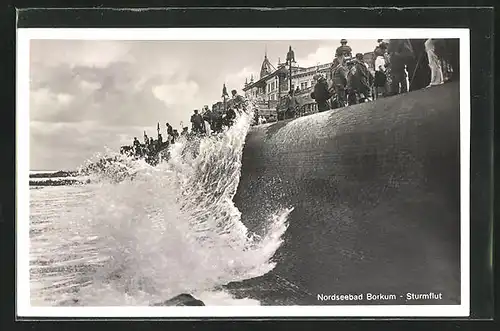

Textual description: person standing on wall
[408,39,431,91]
[387,39,414,95]
[311,74,331,112]
[336,39,353,60]
[166,123,174,143]
[351,53,373,102]
[373,47,388,99]
[330,56,348,108]
[284,89,299,119]
[424,38,444,88]
[190,109,205,135]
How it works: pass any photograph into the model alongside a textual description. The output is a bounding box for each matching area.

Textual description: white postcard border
[16,27,471,318]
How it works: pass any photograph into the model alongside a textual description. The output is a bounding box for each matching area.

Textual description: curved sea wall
[232,82,461,305]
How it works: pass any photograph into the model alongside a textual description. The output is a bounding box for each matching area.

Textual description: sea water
[29,108,292,306]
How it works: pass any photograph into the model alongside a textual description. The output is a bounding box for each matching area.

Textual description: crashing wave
[32,101,292,306]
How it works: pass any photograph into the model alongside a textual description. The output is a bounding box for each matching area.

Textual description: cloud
[80,80,102,91]
[223,66,257,94]
[31,62,173,126]
[28,39,377,170]
[296,46,336,68]
[30,88,76,121]
[152,80,200,108]
[30,121,146,170]
[30,40,134,68]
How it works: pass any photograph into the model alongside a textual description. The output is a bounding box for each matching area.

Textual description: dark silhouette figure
[190,109,206,135]
[408,39,431,91]
[349,53,373,102]
[224,107,236,127]
[284,90,299,119]
[166,123,174,142]
[387,39,415,95]
[435,39,459,82]
[311,75,332,112]
[253,109,260,126]
[335,39,353,59]
[132,137,141,156]
[212,110,224,133]
[231,90,245,110]
[330,56,349,108]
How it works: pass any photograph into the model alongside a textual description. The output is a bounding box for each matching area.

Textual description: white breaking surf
[30,104,292,306]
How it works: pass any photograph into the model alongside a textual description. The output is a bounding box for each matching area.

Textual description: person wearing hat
[373,47,388,99]
[335,39,353,60]
[201,106,215,133]
[165,122,174,143]
[284,89,299,119]
[224,106,237,128]
[373,39,388,62]
[231,89,245,111]
[387,39,415,95]
[330,56,349,108]
[311,74,332,112]
[424,38,444,87]
[354,53,373,102]
[190,109,206,135]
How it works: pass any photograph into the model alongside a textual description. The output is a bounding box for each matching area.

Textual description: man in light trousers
[425,38,444,87]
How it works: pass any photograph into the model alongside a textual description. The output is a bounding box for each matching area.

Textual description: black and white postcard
[17,27,470,318]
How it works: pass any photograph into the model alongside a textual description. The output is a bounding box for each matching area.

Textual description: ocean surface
[29,109,293,306]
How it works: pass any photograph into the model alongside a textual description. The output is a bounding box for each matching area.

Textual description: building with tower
[242,52,332,121]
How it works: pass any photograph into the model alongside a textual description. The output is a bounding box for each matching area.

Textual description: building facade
[242,54,332,121]
[240,50,377,121]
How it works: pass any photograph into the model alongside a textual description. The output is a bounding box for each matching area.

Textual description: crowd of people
[301,38,458,115]
[120,89,248,165]
[119,38,458,165]
[195,89,247,134]
[120,123,178,165]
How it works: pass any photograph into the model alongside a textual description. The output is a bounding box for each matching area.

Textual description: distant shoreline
[29,170,89,187]
[29,170,77,179]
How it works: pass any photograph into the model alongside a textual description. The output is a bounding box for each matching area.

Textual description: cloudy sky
[29,38,377,170]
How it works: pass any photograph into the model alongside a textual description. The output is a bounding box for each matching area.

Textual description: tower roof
[260,54,276,79]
